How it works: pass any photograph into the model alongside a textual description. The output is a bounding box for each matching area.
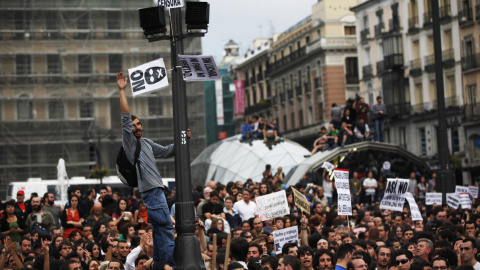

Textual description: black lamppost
[138,3,209,270]
[431,0,456,198]
[82,129,117,184]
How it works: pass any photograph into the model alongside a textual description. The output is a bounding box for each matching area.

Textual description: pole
[169,7,205,270]
[431,0,456,201]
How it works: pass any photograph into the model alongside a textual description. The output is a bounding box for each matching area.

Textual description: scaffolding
[0,0,206,197]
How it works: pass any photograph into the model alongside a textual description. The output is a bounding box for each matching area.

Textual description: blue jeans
[375,119,384,142]
[142,187,175,267]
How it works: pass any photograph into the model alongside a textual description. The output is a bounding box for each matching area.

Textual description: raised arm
[117,72,130,113]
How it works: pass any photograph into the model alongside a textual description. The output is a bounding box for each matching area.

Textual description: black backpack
[116,138,142,187]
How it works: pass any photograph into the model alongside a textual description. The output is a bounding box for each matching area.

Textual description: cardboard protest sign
[334,169,352,215]
[469,186,479,200]
[292,187,310,215]
[380,178,409,211]
[128,58,169,97]
[459,193,472,209]
[456,185,469,194]
[273,226,298,254]
[321,162,335,172]
[405,192,423,221]
[154,0,184,9]
[446,193,460,209]
[425,193,442,205]
[179,55,221,81]
[256,190,290,221]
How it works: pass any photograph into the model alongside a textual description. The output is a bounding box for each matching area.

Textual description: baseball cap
[17,190,25,195]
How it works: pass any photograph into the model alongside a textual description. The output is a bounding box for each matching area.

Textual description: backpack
[116,138,142,187]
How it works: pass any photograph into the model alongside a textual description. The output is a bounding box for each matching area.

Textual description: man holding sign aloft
[117,72,190,267]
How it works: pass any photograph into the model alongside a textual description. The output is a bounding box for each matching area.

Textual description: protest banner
[179,55,221,81]
[256,190,290,221]
[273,226,299,255]
[446,193,460,209]
[405,193,423,221]
[469,186,479,200]
[334,169,352,215]
[321,162,335,172]
[128,58,169,97]
[459,193,472,209]
[153,0,184,9]
[234,80,245,115]
[380,178,409,211]
[425,193,442,205]
[292,187,310,215]
[456,185,469,194]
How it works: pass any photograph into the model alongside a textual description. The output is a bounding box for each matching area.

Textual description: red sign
[218,131,227,140]
[235,79,245,115]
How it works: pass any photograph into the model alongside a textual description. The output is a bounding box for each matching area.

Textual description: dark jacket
[0,213,26,232]
[60,208,85,230]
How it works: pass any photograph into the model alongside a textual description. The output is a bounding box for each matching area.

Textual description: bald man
[85,202,112,228]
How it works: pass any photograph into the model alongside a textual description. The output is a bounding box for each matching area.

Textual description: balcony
[346,74,359,84]
[411,102,433,114]
[389,17,400,32]
[280,92,286,103]
[409,59,422,77]
[462,53,480,71]
[423,11,433,27]
[440,5,452,22]
[386,102,411,117]
[384,54,403,69]
[314,77,322,89]
[257,72,263,82]
[465,102,480,121]
[442,49,455,69]
[272,96,278,105]
[295,86,302,96]
[245,77,250,87]
[270,47,307,73]
[375,23,385,37]
[376,61,384,75]
[244,99,272,115]
[408,17,420,33]
[361,29,370,43]
[424,54,436,73]
[287,89,293,100]
[459,8,474,25]
[445,96,460,108]
[362,65,373,79]
[304,82,312,93]
[250,76,256,85]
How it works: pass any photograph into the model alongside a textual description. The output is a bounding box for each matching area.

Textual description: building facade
[352,0,471,184]
[233,0,360,148]
[0,0,205,194]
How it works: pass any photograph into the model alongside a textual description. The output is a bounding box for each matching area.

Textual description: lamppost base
[437,169,456,202]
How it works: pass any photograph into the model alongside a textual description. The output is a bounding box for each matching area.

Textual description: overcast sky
[201,0,318,61]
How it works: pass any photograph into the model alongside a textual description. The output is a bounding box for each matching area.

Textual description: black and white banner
[128,58,169,97]
[334,169,351,215]
[154,0,184,9]
[380,178,409,211]
[425,193,442,205]
[405,192,423,221]
[179,55,221,81]
[446,193,460,209]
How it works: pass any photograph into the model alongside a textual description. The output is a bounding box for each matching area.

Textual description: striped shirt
[121,113,174,193]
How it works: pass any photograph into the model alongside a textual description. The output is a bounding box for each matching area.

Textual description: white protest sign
[469,186,479,200]
[425,193,442,205]
[256,190,290,221]
[128,58,169,97]
[179,55,221,81]
[446,193,460,209]
[380,178,409,211]
[153,0,184,9]
[321,162,335,172]
[273,226,299,255]
[405,192,423,221]
[334,169,352,215]
[456,185,469,194]
[460,193,472,209]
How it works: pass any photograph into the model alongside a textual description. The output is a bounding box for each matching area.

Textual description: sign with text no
[128,58,169,97]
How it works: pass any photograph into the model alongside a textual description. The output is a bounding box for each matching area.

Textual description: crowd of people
[241,116,282,145]
[310,95,387,155]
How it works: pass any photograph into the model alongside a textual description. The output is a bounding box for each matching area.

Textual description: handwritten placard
[426,193,442,205]
[292,187,310,215]
[256,190,290,221]
[273,226,299,255]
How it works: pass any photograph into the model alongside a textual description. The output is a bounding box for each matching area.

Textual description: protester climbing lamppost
[139,3,209,270]
[431,0,456,199]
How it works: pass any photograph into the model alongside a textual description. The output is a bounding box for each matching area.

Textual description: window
[344,25,356,35]
[47,55,61,74]
[451,128,460,153]
[45,11,59,39]
[108,54,123,73]
[76,12,89,39]
[363,15,369,30]
[107,11,122,38]
[16,55,31,75]
[79,95,94,118]
[306,35,310,44]
[49,95,64,119]
[78,55,92,74]
[420,128,427,155]
[346,57,359,77]
[17,95,32,120]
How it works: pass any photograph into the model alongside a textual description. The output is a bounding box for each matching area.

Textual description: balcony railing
[244,99,272,115]
[306,36,357,53]
[412,97,460,114]
[423,11,433,27]
[424,54,436,73]
[459,8,474,25]
[375,23,385,37]
[257,72,263,82]
[362,65,373,79]
[304,82,311,93]
[314,77,322,89]
[386,102,411,117]
[465,102,480,120]
[361,29,370,43]
[462,53,480,71]
[280,92,286,103]
[409,59,422,77]
[408,17,419,33]
[389,17,400,31]
[439,5,452,21]
[346,74,359,84]
[442,48,455,68]
[376,61,384,75]
[287,89,293,100]
[271,47,307,73]
[250,76,256,85]
[295,86,302,96]
[384,54,404,69]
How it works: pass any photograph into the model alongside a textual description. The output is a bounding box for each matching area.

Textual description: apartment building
[233,0,360,148]
[352,0,468,183]
[0,0,205,194]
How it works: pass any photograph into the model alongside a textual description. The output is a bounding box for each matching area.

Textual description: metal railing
[462,53,480,71]
[295,86,302,96]
[376,61,384,75]
[459,8,474,24]
[465,102,480,120]
[424,54,436,73]
[409,59,422,77]
[423,11,433,27]
[314,77,322,89]
[440,5,452,20]
[389,17,400,31]
[375,23,385,37]
[304,82,311,93]
[287,89,293,100]
[362,65,373,78]
[345,74,359,84]
[361,29,370,43]
[442,48,455,68]
[384,54,404,69]
[271,47,307,73]
[408,17,419,32]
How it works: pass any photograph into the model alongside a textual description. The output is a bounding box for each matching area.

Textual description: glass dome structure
[191,135,310,186]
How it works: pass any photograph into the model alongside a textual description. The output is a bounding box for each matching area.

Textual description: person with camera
[372,96,386,142]
[25,196,55,235]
